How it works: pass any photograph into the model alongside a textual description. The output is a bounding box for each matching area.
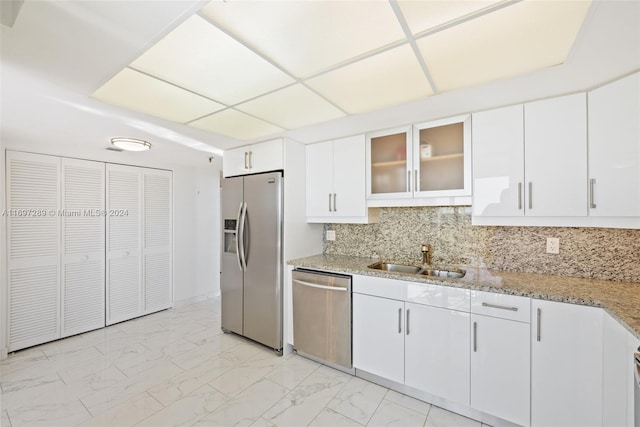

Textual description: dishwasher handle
[293,279,348,292]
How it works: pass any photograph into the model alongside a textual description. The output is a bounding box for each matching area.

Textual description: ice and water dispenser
[223,219,237,254]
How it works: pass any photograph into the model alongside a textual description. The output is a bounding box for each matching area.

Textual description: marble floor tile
[308,408,363,427]
[7,399,91,427]
[194,378,288,427]
[425,406,482,427]
[384,389,432,415]
[2,410,12,427]
[0,298,492,427]
[136,384,228,427]
[326,376,387,424]
[367,400,427,427]
[79,391,163,427]
[263,365,350,426]
[147,355,233,406]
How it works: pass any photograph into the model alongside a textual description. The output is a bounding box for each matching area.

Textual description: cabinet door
[414,115,471,198]
[366,126,413,199]
[353,293,404,383]
[249,139,283,173]
[588,72,640,216]
[472,105,525,217]
[6,152,61,351]
[471,314,530,427]
[524,93,588,216]
[333,135,366,218]
[106,164,143,325]
[531,300,603,427]
[306,141,334,218]
[61,158,105,337]
[143,169,173,314]
[405,303,470,405]
[223,146,249,178]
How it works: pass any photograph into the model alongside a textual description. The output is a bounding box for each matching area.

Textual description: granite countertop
[288,254,640,339]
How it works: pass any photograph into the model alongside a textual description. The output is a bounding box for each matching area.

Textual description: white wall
[0,139,221,358]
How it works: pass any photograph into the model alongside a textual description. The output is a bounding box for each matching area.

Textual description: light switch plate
[326,230,336,241]
[546,237,559,254]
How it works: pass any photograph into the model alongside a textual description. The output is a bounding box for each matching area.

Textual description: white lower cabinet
[470,291,531,427]
[353,292,405,383]
[531,299,603,427]
[470,314,530,426]
[405,302,470,405]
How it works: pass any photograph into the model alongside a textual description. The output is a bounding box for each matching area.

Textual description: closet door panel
[61,159,105,337]
[143,170,173,314]
[6,151,61,351]
[106,164,142,325]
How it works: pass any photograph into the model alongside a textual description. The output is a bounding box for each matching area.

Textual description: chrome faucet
[421,244,431,265]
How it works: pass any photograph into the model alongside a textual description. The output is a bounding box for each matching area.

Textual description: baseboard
[173,293,219,309]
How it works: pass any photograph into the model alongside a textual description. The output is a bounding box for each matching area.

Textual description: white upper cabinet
[473,93,589,223]
[524,93,588,217]
[306,135,374,223]
[223,139,283,177]
[366,115,471,207]
[472,104,525,217]
[588,72,640,217]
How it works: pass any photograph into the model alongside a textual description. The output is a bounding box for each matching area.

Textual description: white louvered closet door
[143,169,173,314]
[106,164,142,325]
[61,159,105,337]
[6,151,61,351]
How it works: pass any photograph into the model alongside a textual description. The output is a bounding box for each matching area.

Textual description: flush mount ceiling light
[110,137,152,152]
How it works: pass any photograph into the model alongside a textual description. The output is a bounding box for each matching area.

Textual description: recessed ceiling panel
[397,0,503,35]
[235,85,346,129]
[189,109,284,141]
[417,0,592,92]
[202,1,405,78]
[306,45,433,115]
[130,15,295,105]
[92,68,224,123]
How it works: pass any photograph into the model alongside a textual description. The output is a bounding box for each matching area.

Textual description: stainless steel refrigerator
[220,171,283,353]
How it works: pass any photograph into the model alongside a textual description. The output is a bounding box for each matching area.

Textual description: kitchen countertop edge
[288,254,640,340]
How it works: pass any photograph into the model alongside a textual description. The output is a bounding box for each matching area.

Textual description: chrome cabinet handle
[407,171,411,192]
[590,178,596,209]
[536,308,541,342]
[528,182,533,210]
[248,151,253,169]
[333,193,337,212]
[328,193,332,212]
[244,152,249,169]
[473,321,478,352]
[398,308,402,334]
[482,302,518,312]
[414,170,418,192]
[406,309,410,335]
[518,182,523,210]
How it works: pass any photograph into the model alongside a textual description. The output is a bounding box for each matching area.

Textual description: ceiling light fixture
[110,137,152,152]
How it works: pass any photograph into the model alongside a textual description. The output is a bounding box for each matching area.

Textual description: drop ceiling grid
[90,0,593,141]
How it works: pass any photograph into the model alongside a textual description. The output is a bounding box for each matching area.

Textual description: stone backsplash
[324,206,640,283]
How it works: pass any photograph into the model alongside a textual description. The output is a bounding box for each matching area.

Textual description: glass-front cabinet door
[413,115,471,198]
[366,126,413,199]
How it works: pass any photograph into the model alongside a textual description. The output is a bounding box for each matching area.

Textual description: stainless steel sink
[368,262,466,279]
[368,262,423,274]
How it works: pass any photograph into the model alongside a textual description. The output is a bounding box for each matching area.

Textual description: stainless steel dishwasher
[292,269,352,371]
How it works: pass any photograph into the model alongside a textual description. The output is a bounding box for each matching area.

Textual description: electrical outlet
[546,237,560,254]
[326,230,336,241]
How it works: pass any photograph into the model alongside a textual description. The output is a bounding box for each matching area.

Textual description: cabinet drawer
[353,275,405,300]
[471,291,530,322]
[406,282,469,312]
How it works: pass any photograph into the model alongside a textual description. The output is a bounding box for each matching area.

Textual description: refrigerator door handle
[238,202,248,271]
[234,203,243,272]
